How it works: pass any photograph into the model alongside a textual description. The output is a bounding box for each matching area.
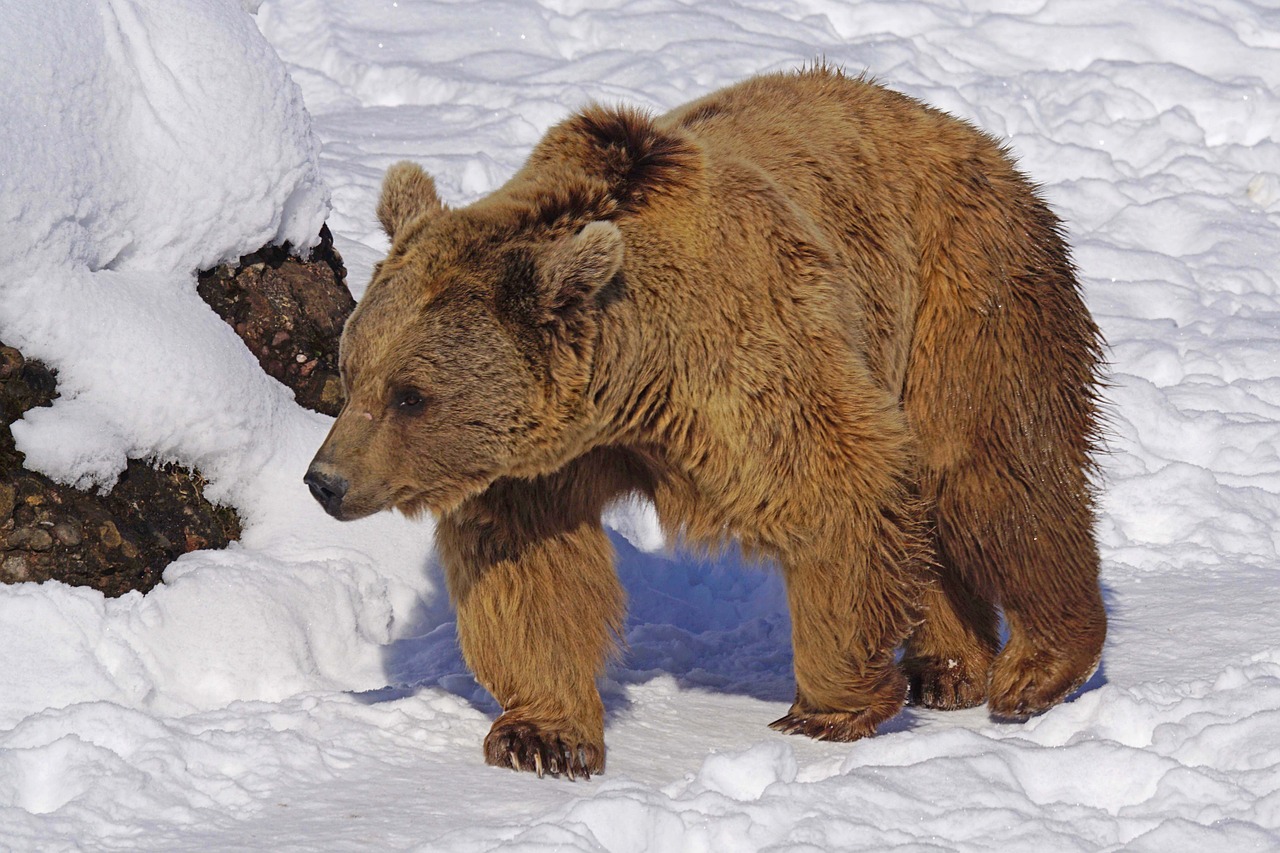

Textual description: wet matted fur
[307,67,1106,779]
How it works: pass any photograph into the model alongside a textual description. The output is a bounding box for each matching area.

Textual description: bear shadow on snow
[369,527,799,720]
[366,530,1113,739]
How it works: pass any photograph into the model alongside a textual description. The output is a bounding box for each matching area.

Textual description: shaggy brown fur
[306,67,1106,779]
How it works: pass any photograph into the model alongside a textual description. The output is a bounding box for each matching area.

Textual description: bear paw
[987,645,1099,721]
[484,717,603,780]
[768,706,884,742]
[903,655,989,710]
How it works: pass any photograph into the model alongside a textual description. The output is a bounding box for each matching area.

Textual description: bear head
[304,161,626,520]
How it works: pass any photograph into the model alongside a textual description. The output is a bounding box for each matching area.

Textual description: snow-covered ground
[2,0,1279,849]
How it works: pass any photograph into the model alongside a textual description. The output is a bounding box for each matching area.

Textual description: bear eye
[392,387,429,416]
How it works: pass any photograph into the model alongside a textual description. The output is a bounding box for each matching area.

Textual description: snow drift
[0,0,434,736]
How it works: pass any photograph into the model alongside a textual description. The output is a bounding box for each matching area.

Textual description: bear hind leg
[934,465,1105,720]
[771,495,928,740]
[985,507,1106,719]
[907,183,1106,719]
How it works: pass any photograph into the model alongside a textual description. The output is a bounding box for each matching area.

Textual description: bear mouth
[326,498,385,523]
[391,468,500,519]
[391,482,449,519]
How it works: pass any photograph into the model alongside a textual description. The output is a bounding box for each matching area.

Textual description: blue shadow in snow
[368,529,796,720]
[367,530,1115,729]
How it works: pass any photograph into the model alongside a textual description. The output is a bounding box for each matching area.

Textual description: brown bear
[306,66,1106,780]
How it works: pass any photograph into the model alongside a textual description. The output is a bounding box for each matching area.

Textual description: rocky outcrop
[0,344,241,596]
[1,228,355,596]
[198,224,353,416]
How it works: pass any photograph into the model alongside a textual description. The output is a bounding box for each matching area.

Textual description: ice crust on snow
[1,0,1280,849]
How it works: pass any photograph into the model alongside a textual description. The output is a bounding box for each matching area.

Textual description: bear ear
[540,221,624,319]
[377,161,444,240]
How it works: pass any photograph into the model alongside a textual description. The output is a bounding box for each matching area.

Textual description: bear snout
[304,465,349,518]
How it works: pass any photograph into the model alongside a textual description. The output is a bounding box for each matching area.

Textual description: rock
[197,224,354,416]
[0,482,14,521]
[99,521,122,549]
[0,339,241,597]
[0,346,22,381]
[1,554,28,582]
[0,227,347,596]
[52,521,82,546]
[7,528,54,552]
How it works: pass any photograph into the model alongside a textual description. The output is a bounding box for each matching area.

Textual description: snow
[1,0,1278,849]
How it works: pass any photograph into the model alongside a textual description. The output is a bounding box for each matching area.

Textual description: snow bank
[0,0,324,280]
[0,0,436,728]
[0,0,326,494]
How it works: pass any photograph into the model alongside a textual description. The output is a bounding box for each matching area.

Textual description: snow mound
[0,0,327,496]
[0,0,436,731]
[0,0,325,277]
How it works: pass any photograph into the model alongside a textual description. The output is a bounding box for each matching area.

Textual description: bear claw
[485,719,602,780]
[904,656,990,710]
[768,708,882,742]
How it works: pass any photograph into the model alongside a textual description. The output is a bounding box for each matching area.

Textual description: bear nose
[304,467,349,517]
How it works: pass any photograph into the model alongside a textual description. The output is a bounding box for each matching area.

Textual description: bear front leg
[770,505,928,741]
[435,472,626,779]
